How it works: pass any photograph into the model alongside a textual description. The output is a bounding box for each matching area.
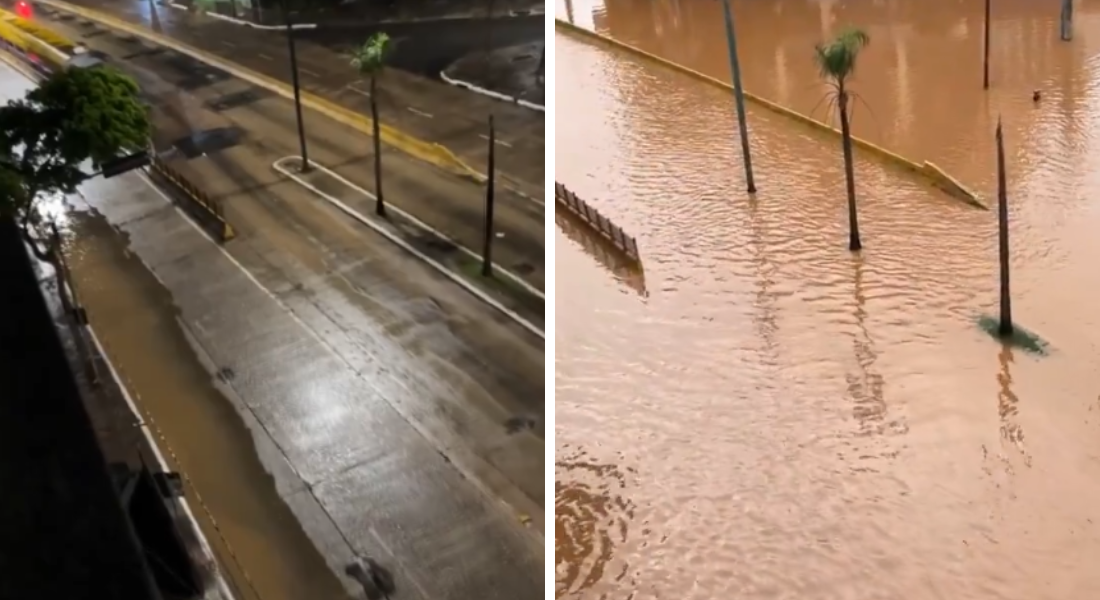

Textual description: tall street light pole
[720,0,756,194]
[481,115,496,276]
[283,0,310,171]
[983,0,991,89]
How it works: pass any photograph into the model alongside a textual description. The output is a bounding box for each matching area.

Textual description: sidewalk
[32,247,234,600]
[43,0,545,198]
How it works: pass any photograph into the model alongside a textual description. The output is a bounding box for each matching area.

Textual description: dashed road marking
[479,134,512,148]
[406,106,433,119]
[258,52,273,61]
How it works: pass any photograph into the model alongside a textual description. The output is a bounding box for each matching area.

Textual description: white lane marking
[478,133,512,148]
[258,52,273,61]
[346,84,370,98]
[299,66,319,78]
[406,106,433,119]
[271,156,545,337]
[135,172,544,552]
[88,329,238,600]
[220,40,236,48]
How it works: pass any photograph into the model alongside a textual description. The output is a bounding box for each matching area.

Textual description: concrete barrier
[555,19,985,210]
[33,0,486,182]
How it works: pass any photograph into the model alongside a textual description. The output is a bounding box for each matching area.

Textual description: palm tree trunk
[371,74,384,217]
[995,120,1012,336]
[838,88,861,251]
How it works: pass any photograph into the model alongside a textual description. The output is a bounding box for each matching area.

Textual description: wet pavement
[443,42,545,104]
[556,2,1100,599]
[34,6,545,294]
[34,0,546,196]
[0,24,543,600]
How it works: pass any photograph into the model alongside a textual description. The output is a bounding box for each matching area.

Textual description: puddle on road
[62,209,350,600]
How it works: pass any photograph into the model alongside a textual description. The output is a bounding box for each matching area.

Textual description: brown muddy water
[555,1,1100,598]
[62,208,349,600]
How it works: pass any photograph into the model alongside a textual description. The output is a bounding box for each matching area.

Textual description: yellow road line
[34,0,487,182]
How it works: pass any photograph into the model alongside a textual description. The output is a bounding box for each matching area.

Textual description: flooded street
[555,1,1100,598]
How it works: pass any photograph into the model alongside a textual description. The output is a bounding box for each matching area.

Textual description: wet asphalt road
[0,25,543,600]
[32,0,546,196]
[32,4,547,294]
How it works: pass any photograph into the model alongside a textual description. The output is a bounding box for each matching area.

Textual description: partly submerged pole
[995,118,1013,336]
[1060,0,1073,41]
[720,0,756,193]
[983,0,991,89]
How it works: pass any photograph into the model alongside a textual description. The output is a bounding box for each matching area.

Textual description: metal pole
[983,0,991,89]
[720,0,756,193]
[481,115,496,277]
[284,4,310,171]
[1060,0,1073,41]
[995,118,1012,336]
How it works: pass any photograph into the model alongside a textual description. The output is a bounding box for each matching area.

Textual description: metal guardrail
[149,155,236,242]
[554,182,640,262]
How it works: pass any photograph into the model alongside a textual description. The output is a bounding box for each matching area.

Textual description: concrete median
[32,0,486,181]
[556,19,985,210]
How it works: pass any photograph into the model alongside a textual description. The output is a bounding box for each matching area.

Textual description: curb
[439,69,544,112]
[166,2,318,29]
[272,157,545,340]
[555,19,986,210]
[274,156,543,301]
[34,0,485,181]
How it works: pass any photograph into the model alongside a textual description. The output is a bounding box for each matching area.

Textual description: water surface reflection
[555,4,1100,595]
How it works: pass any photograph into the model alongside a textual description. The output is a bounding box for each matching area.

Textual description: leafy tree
[350,32,391,217]
[814,27,870,251]
[0,65,150,262]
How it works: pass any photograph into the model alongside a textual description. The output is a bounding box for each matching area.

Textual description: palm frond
[812,27,870,84]
[349,32,391,75]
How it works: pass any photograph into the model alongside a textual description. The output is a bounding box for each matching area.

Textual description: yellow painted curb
[556,19,986,210]
[0,10,68,67]
[34,0,486,182]
[2,9,75,51]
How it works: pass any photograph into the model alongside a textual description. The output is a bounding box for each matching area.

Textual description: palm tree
[350,32,391,217]
[814,27,870,251]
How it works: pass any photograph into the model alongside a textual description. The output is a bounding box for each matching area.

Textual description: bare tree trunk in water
[838,88,861,251]
[371,74,384,216]
[995,119,1012,336]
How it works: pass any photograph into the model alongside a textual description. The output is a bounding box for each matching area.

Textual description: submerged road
[556,7,1100,599]
[0,34,543,600]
